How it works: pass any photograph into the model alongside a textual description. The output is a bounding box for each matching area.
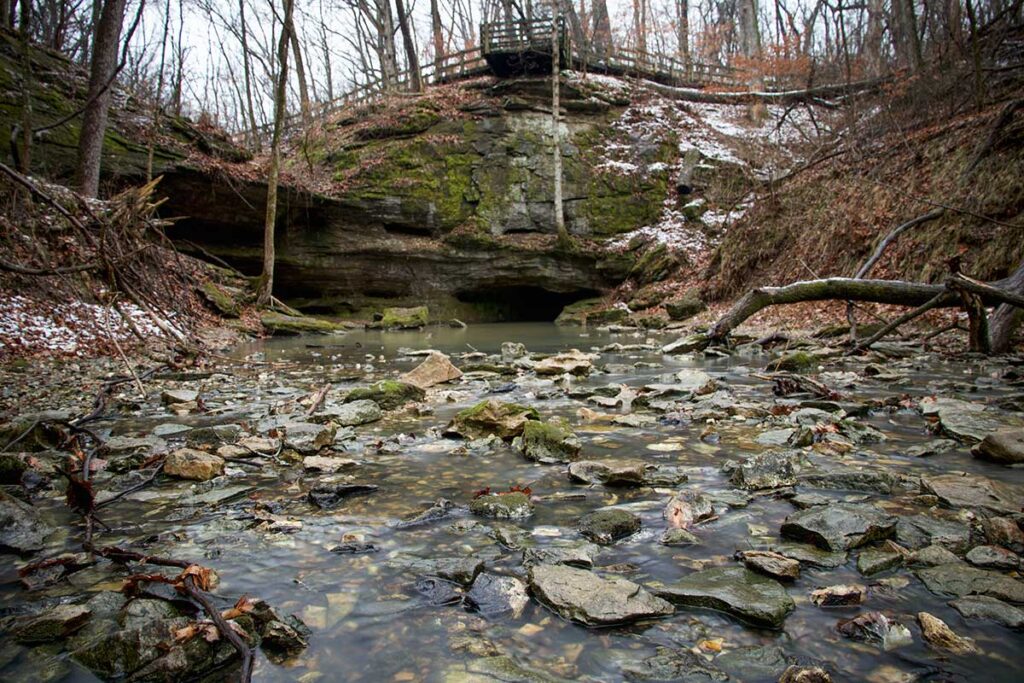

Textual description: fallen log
[706,270,1024,352]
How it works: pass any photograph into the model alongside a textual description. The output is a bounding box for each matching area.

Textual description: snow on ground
[0,295,176,358]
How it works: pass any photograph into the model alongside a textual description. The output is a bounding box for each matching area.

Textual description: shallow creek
[2,323,1024,682]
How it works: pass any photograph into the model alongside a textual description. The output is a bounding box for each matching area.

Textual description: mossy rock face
[767,352,818,373]
[379,306,429,329]
[554,298,604,326]
[665,296,706,321]
[586,307,630,325]
[633,313,668,329]
[518,420,581,463]
[628,285,668,311]
[629,243,680,285]
[470,492,534,519]
[344,380,425,410]
[446,400,541,440]
[260,312,345,336]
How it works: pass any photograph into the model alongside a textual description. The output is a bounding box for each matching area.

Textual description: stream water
[2,323,1023,682]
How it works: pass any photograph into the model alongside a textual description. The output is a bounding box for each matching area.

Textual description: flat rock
[769,542,848,568]
[398,556,484,586]
[920,397,1024,443]
[0,490,53,553]
[534,350,596,377]
[729,449,802,490]
[674,369,717,395]
[653,566,795,628]
[302,456,359,473]
[972,429,1024,465]
[466,573,529,618]
[400,352,462,389]
[966,545,1020,570]
[528,564,674,627]
[163,448,224,481]
[16,603,92,643]
[917,563,1024,603]
[522,542,599,568]
[317,399,382,426]
[716,645,795,682]
[781,503,897,551]
[578,509,641,545]
[895,514,972,552]
[282,422,336,454]
[857,548,903,576]
[345,380,425,410]
[921,473,1021,514]
[621,646,727,681]
[949,595,1024,628]
[161,389,198,405]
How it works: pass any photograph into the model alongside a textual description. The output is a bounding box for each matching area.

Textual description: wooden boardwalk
[241,18,749,142]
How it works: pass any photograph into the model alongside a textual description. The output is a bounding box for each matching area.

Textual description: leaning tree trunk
[394,0,422,91]
[256,0,293,308]
[75,0,127,198]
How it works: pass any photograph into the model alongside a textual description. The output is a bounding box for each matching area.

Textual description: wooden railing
[236,23,754,144]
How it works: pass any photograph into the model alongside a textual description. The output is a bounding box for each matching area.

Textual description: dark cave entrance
[455,286,599,322]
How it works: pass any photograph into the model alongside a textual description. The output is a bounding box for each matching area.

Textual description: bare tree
[394,0,421,90]
[75,0,128,197]
[257,0,294,308]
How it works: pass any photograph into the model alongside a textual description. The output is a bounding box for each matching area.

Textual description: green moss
[469,492,533,519]
[629,243,680,285]
[199,281,241,317]
[344,380,425,410]
[554,297,604,325]
[767,351,817,373]
[520,420,581,463]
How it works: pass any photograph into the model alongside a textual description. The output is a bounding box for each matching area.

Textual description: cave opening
[455,286,599,322]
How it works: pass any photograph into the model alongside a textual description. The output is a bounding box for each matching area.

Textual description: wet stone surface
[2,323,1024,681]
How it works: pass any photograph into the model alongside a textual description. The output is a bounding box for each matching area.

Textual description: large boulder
[780,504,897,551]
[345,380,425,410]
[380,306,428,329]
[400,351,462,389]
[163,448,225,481]
[446,400,540,440]
[527,564,674,627]
[972,429,1024,465]
[665,296,706,321]
[916,563,1024,603]
[653,566,795,628]
[920,397,1024,443]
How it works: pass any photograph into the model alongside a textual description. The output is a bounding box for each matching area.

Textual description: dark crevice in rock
[454,286,600,321]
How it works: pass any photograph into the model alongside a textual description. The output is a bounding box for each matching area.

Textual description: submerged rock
[395,498,458,528]
[916,563,1024,602]
[163,448,225,481]
[780,504,897,551]
[779,666,832,683]
[522,542,599,568]
[399,556,484,586]
[317,399,382,426]
[16,603,92,643]
[836,611,912,650]
[445,655,568,682]
[518,420,581,463]
[716,645,796,681]
[470,492,533,519]
[578,509,641,545]
[660,528,702,546]
[466,573,529,618]
[400,351,463,389]
[345,380,425,410]
[653,566,795,628]
[307,483,378,509]
[949,595,1024,628]
[528,564,674,627]
[446,400,540,440]
[621,646,727,681]
[0,490,53,553]
[920,397,1024,443]
[729,449,802,490]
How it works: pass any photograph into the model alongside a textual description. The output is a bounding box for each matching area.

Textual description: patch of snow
[0,295,179,358]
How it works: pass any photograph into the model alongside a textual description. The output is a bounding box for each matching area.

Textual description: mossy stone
[380,306,429,329]
[260,311,345,335]
[345,380,425,410]
[470,492,534,519]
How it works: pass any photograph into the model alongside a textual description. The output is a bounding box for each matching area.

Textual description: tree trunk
[394,0,422,91]
[895,0,923,72]
[257,0,293,309]
[18,0,32,173]
[376,0,399,91]
[591,0,612,57]
[289,28,312,129]
[74,0,127,198]
[430,0,444,81]
[551,5,569,247]
[240,0,261,151]
[863,0,885,76]
[676,0,689,62]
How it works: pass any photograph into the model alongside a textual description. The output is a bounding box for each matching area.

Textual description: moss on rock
[344,380,425,410]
